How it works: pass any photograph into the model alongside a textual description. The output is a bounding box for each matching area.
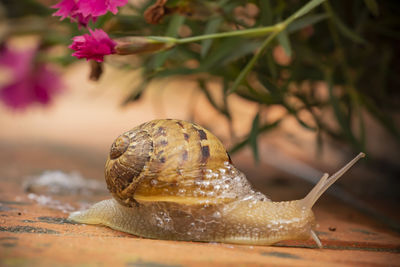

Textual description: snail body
[69,119,365,247]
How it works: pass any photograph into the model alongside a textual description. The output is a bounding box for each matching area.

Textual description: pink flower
[52,0,95,27]
[0,45,63,110]
[52,0,128,27]
[69,29,116,62]
[78,0,129,17]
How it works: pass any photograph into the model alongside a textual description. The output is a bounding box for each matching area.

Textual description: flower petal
[69,29,116,62]
[52,0,78,20]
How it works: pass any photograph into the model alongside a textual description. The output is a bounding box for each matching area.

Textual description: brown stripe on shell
[176,123,190,175]
[183,133,189,141]
[156,126,167,136]
[197,129,207,140]
[159,139,168,146]
[200,145,210,164]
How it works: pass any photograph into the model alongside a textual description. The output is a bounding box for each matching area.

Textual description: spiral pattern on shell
[109,135,130,159]
[105,128,153,207]
[104,119,255,207]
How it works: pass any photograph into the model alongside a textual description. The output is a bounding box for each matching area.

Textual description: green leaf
[165,15,185,37]
[259,0,273,26]
[201,17,223,58]
[197,79,230,118]
[229,138,248,155]
[153,50,175,70]
[285,0,326,25]
[249,112,260,163]
[198,39,260,71]
[277,30,292,57]
[363,0,379,16]
[123,80,148,105]
[257,74,280,94]
[287,13,328,33]
[259,119,282,132]
[165,0,186,7]
[295,115,317,131]
[324,3,367,44]
[235,83,278,105]
[266,51,278,78]
[332,15,367,44]
[229,119,281,155]
[324,71,361,148]
[220,40,262,66]
[153,15,185,69]
[228,32,278,95]
[198,39,240,70]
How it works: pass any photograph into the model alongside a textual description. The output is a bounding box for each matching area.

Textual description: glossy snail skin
[69,119,365,247]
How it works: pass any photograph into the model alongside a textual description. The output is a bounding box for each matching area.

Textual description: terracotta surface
[0,141,399,267]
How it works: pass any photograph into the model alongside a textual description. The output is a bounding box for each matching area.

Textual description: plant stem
[227,30,281,95]
[175,25,278,44]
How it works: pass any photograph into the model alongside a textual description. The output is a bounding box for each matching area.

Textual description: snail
[69,119,365,247]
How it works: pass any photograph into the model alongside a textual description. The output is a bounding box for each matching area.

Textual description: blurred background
[0,0,399,231]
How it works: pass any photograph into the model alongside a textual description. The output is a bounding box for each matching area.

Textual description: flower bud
[114,37,175,55]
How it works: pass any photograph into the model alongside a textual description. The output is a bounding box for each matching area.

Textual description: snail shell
[105,119,249,207]
[69,119,365,247]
